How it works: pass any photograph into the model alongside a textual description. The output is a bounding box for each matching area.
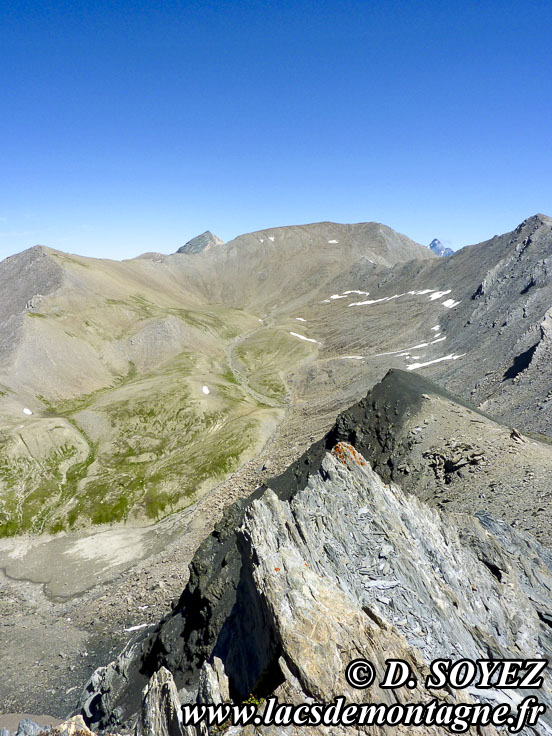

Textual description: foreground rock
[0,714,116,736]
[82,438,552,735]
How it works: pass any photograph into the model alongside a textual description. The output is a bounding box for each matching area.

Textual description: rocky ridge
[322,369,552,546]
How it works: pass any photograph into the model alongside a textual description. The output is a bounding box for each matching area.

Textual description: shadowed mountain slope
[299,213,552,435]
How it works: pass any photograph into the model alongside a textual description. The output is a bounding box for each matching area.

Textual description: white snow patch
[295,317,306,322]
[124,623,149,632]
[415,289,435,295]
[349,293,405,307]
[442,299,461,308]
[407,353,466,371]
[373,341,430,357]
[433,332,441,338]
[374,336,449,358]
[410,355,422,360]
[23,407,33,416]
[325,290,370,301]
[202,385,210,395]
[321,299,331,303]
[289,332,321,345]
[268,236,275,242]
[259,238,265,243]
[328,239,339,244]
[340,355,364,360]
[429,290,451,301]
[349,298,381,306]
[431,325,440,331]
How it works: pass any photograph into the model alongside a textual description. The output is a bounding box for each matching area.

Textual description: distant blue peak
[428,238,454,257]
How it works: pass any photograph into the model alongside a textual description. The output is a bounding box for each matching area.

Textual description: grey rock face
[428,238,454,257]
[136,667,185,736]
[197,657,230,705]
[79,637,147,731]
[176,232,224,255]
[335,213,552,436]
[14,721,48,736]
[428,213,552,433]
[132,444,551,735]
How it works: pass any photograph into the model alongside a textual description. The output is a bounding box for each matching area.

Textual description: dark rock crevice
[503,342,538,380]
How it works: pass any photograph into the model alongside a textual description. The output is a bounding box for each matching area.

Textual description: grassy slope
[0,337,285,535]
[234,329,315,400]
[0,253,303,536]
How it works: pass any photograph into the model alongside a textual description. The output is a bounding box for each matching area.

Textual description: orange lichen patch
[274,567,281,572]
[331,441,367,468]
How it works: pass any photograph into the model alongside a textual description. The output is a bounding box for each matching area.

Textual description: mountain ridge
[0,213,551,538]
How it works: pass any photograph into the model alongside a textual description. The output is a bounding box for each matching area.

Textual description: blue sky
[1,0,551,260]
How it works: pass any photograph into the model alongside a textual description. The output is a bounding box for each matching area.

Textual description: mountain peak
[176,231,224,255]
[515,213,552,233]
[428,238,454,257]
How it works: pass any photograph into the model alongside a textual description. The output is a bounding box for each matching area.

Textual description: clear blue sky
[1,0,551,260]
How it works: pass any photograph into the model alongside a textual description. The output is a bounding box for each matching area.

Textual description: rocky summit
[428,238,454,257]
[176,231,224,254]
[0,215,551,736]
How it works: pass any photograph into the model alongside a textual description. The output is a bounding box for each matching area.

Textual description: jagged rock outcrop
[176,232,224,255]
[126,442,551,735]
[136,667,185,736]
[81,424,552,734]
